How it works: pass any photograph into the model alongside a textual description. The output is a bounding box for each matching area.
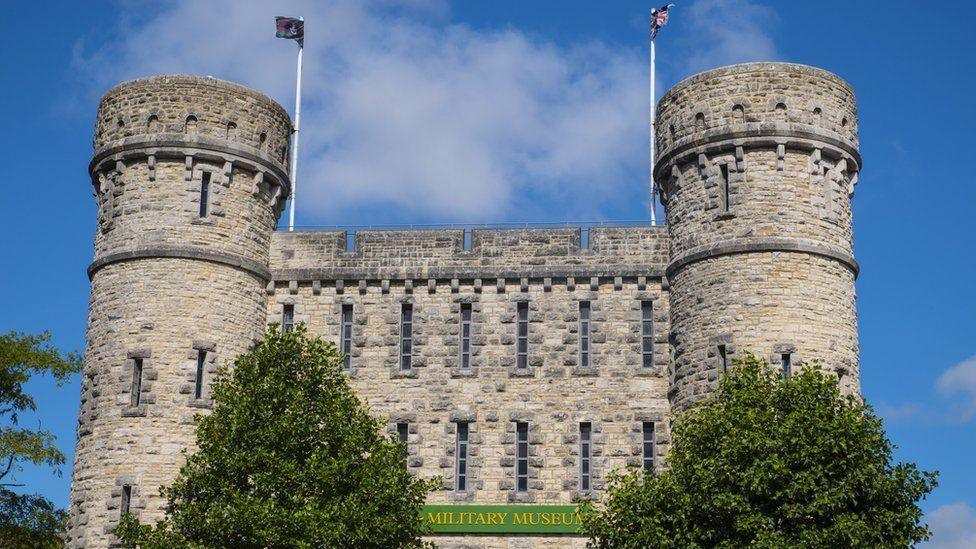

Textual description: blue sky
[1,0,974,545]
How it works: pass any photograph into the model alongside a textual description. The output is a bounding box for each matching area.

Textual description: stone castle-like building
[68,62,862,547]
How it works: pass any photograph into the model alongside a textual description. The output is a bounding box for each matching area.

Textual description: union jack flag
[650,4,674,41]
[275,16,304,47]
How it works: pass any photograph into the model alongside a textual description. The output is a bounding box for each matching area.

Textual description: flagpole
[288,39,303,232]
[650,36,657,225]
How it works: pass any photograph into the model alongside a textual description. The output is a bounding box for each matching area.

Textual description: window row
[281,300,657,373]
[414,420,658,494]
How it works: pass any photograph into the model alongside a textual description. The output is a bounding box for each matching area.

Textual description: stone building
[68,62,862,548]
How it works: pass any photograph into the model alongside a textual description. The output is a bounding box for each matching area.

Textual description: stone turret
[67,75,291,547]
[656,62,861,411]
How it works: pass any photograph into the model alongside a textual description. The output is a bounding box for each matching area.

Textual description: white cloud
[923,503,976,549]
[73,0,779,224]
[935,354,976,422]
[676,0,780,76]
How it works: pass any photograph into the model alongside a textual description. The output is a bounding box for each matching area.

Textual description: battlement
[270,225,669,282]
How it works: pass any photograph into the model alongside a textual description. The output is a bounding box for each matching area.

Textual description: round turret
[656,63,861,411]
[68,76,291,547]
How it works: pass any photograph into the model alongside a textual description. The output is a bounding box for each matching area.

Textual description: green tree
[582,353,937,549]
[116,325,438,548]
[0,331,82,548]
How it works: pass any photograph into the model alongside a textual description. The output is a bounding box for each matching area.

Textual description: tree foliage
[582,353,937,549]
[116,325,438,548]
[0,331,82,548]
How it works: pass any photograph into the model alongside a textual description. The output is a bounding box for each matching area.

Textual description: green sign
[420,504,584,534]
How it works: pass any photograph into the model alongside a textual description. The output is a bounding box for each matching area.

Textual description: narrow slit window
[459,303,472,370]
[579,301,591,368]
[641,302,654,369]
[397,423,409,467]
[120,485,132,517]
[516,302,529,370]
[130,358,143,407]
[341,304,353,372]
[282,304,295,333]
[719,164,730,212]
[516,422,529,492]
[580,422,592,492]
[718,344,728,373]
[781,353,792,378]
[194,350,206,400]
[642,422,655,472]
[456,422,469,492]
[199,172,211,218]
[400,304,413,371]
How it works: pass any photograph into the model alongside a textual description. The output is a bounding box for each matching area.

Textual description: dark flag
[650,4,674,41]
[275,16,304,47]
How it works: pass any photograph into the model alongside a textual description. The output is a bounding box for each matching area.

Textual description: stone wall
[267,227,671,548]
[655,62,861,411]
[71,62,865,549]
[94,75,293,168]
[68,76,288,547]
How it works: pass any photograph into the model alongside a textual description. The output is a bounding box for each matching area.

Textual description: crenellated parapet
[270,226,670,284]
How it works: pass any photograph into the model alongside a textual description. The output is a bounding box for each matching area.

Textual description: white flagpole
[288,37,303,232]
[650,36,657,225]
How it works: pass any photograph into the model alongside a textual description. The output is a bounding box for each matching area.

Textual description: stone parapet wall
[270,226,669,281]
[94,75,292,168]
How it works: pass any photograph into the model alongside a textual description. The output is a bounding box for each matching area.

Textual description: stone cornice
[90,135,290,189]
[666,238,858,279]
[654,125,861,183]
[88,246,271,282]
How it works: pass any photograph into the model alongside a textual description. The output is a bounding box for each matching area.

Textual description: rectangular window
[580,422,592,492]
[719,163,730,212]
[516,302,529,370]
[579,301,591,369]
[516,422,529,492]
[400,304,413,371]
[341,304,353,372]
[642,422,655,471]
[641,302,654,369]
[718,344,728,373]
[456,422,469,492]
[120,485,132,516]
[130,358,143,407]
[199,172,211,218]
[397,423,409,468]
[194,350,206,400]
[460,303,472,370]
[781,353,792,378]
[282,304,295,333]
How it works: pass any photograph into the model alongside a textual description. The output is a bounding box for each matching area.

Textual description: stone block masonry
[655,62,861,411]
[71,62,862,549]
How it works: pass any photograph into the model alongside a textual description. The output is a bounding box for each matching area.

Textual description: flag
[650,4,674,41]
[275,16,304,47]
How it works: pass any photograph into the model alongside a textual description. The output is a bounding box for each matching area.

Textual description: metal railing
[280,219,664,232]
